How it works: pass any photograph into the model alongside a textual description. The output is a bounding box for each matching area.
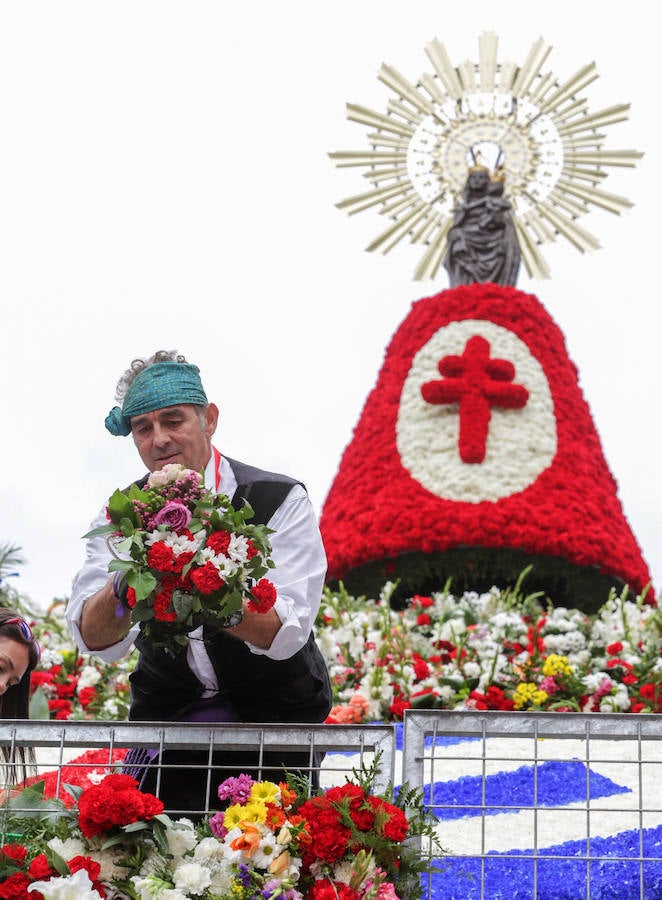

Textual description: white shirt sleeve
[66,506,140,662]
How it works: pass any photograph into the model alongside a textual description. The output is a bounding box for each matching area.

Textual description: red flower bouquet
[85,463,277,655]
[77,773,163,838]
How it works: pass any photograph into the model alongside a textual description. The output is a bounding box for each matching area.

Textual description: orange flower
[229,823,262,858]
[279,782,297,810]
[265,803,286,830]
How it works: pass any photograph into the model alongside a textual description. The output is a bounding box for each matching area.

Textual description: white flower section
[226,533,253,564]
[166,820,198,859]
[172,861,211,894]
[28,868,103,899]
[145,530,204,554]
[197,546,240,578]
[396,319,557,501]
[77,665,102,689]
[250,831,279,868]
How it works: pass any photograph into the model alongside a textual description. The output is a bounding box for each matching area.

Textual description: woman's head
[0,608,40,719]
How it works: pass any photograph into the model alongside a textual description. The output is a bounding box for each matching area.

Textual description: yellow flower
[542,654,573,677]
[250,780,280,805]
[223,799,267,829]
[513,682,549,710]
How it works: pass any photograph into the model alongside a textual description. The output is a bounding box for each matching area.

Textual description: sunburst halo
[330,32,643,281]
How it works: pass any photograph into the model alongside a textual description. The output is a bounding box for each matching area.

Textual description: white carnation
[172,861,211,894]
[77,665,102,689]
[28,868,103,899]
[166,820,198,858]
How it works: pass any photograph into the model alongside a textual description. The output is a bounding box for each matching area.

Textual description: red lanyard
[212,446,222,491]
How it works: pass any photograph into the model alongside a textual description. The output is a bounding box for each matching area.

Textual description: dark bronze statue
[443,165,521,287]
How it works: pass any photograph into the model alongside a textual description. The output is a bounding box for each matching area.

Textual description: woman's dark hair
[0,607,41,784]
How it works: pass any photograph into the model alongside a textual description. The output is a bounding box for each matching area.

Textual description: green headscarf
[105,361,208,436]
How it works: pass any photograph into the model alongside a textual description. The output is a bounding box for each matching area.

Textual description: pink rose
[152,501,192,532]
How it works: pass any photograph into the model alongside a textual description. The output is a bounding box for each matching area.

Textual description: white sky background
[0,1,658,610]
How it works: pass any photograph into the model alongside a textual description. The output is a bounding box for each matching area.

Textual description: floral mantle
[319,283,652,607]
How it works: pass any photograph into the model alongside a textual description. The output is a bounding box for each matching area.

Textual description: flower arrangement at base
[84,464,277,655]
[1,763,441,899]
[319,576,662,722]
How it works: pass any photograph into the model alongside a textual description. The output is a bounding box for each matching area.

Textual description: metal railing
[403,710,662,900]
[3,712,662,898]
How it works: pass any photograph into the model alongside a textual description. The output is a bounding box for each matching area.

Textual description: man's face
[130,403,219,473]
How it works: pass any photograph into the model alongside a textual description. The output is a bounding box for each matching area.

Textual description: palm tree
[0,542,24,600]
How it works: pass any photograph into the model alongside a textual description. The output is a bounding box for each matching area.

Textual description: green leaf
[126,570,157,602]
[7,781,71,822]
[82,523,116,539]
[122,820,150,834]
[172,591,194,620]
[113,535,135,554]
[50,847,71,876]
[29,686,51,720]
[107,488,139,524]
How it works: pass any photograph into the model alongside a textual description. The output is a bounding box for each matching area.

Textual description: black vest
[128,457,333,724]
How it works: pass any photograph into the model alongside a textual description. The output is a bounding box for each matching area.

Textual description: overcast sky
[0,0,658,609]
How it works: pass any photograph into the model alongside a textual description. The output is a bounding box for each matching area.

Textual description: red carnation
[55,675,78,699]
[308,882,361,899]
[147,541,176,572]
[0,871,32,898]
[206,529,232,556]
[47,699,72,720]
[171,550,194,573]
[388,697,411,719]
[68,856,102,883]
[29,671,54,691]
[27,853,54,880]
[153,589,178,622]
[297,797,351,864]
[248,578,277,613]
[77,686,97,708]
[368,796,409,842]
[1,844,27,865]
[77,773,163,838]
[190,561,224,595]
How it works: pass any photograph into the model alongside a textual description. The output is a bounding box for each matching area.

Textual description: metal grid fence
[3,713,662,898]
[0,719,395,822]
[403,710,662,900]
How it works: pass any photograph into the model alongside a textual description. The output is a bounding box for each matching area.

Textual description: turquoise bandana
[105,361,208,436]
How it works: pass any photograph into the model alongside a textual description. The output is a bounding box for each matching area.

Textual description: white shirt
[66,451,328,693]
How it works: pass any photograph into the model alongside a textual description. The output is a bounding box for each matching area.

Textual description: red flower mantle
[319,283,652,609]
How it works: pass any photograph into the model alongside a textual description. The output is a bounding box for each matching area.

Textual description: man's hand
[80,578,132,650]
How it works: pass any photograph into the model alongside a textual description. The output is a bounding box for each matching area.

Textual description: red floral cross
[421,334,529,463]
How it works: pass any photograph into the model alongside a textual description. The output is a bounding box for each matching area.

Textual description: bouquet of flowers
[207,765,435,898]
[85,463,278,656]
[2,764,440,899]
[1,773,226,899]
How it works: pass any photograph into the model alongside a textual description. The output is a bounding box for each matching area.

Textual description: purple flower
[152,500,192,532]
[208,811,227,839]
[217,773,254,804]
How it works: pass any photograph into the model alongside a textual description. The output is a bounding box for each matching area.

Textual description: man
[66,350,332,814]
